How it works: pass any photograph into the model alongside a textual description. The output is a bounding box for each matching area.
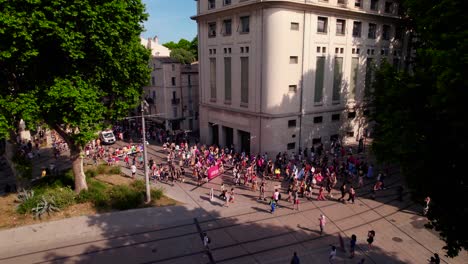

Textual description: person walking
[350,234,357,258]
[423,196,431,216]
[367,230,375,249]
[317,185,326,201]
[319,214,326,235]
[339,183,347,202]
[273,189,280,207]
[209,188,214,201]
[329,245,337,263]
[293,190,300,210]
[269,198,276,214]
[347,187,356,204]
[290,251,300,264]
[259,181,266,200]
[202,232,211,248]
[130,164,137,179]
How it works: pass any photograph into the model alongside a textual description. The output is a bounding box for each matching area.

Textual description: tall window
[385,1,394,13]
[208,22,216,38]
[224,57,232,101]
[353,21,362,37]
[210,58,216,100]
[368,23,377,39]
[370,0,379,10]
[336,19,346,35]
[223,0,232,6]
[350,57,359,100]
[317,17,328,33]
[240,57,249,104]
[223,19,232,36]
[171,77,176,86]
[382,24,391,40]
[354,0,362,8]
[208,0,215,9]
[240,16,250,33]
[333,57,343,102]
[365,58,374,96]
[151,76,155,86]
[314,56,325,103]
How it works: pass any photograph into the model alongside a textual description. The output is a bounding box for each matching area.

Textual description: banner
[207,165,220,180]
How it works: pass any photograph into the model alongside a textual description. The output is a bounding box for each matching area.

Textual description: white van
[100,130,116,145]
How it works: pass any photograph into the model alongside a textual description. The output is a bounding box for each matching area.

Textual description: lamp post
[141,100,151,203]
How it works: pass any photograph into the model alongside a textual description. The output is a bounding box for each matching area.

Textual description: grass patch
[14,168,171,221]
[108,166,121,175]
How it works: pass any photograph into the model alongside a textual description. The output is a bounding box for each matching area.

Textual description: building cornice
[201,102,367,118]
[191,0,401,22]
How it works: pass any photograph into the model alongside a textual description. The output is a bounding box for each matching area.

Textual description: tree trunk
[51,124,88,193]
[70,147,88,193]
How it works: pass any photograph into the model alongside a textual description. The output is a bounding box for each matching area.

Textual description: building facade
[193,0,405,154]
[143,54,200,133]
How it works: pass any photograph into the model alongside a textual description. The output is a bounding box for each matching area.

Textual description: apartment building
[142,42,200,132]
[193,0,405,154]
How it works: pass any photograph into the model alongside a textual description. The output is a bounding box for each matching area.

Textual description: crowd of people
[42,126,441,263]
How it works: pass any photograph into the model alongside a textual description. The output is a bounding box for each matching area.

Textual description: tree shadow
[0,179,448,264]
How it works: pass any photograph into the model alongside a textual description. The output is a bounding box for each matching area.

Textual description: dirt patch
[0,195,99,230]
[153,196,180,207]
[95,174,133,186]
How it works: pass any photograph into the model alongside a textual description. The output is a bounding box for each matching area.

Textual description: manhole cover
[392,237,403,242]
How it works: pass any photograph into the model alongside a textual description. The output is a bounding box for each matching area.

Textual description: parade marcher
[347,187,356,204]
[319,214,326,235]
[423,196,431,216]
[350,234,357,258]
[367,230,376,249]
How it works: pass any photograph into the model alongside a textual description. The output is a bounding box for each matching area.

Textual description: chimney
[153,36,159,44]
[147,38,152,49]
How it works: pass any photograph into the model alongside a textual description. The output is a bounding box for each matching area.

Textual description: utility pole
[141,100,151,203]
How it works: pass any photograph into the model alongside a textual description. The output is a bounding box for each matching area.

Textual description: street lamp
[123,105,165,203]
[141,100,151,203]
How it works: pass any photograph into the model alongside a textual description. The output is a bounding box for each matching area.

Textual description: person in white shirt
[131,164,137,179]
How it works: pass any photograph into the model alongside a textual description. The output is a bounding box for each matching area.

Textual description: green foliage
[31,197,60,220]
[0,0,151,191]
[108,166,121,175]
[16,189,34,203]
[32,170,75,189]
[42,187,75,209]
[12,153,32,179]
[17,186,75,214]
[96,164,108,175]
[108,185,144,210]
[371,0,468,257]
[163,37,198,62]
[151,188,163,200]
[170,48,195,64]
[85,169,97,178]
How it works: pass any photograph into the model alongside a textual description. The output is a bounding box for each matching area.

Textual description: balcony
[171,98,180,105]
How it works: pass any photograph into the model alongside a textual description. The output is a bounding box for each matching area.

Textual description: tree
[0,0,151,193]
[162,37,198,63]
[169,48,195,65]
[371,0,468,257]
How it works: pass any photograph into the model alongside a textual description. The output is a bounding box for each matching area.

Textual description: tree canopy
[0,0,151,192]
[163,37,198,64]
[371,0,467,257]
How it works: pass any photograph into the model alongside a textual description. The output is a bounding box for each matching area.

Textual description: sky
[141,0,198,44]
